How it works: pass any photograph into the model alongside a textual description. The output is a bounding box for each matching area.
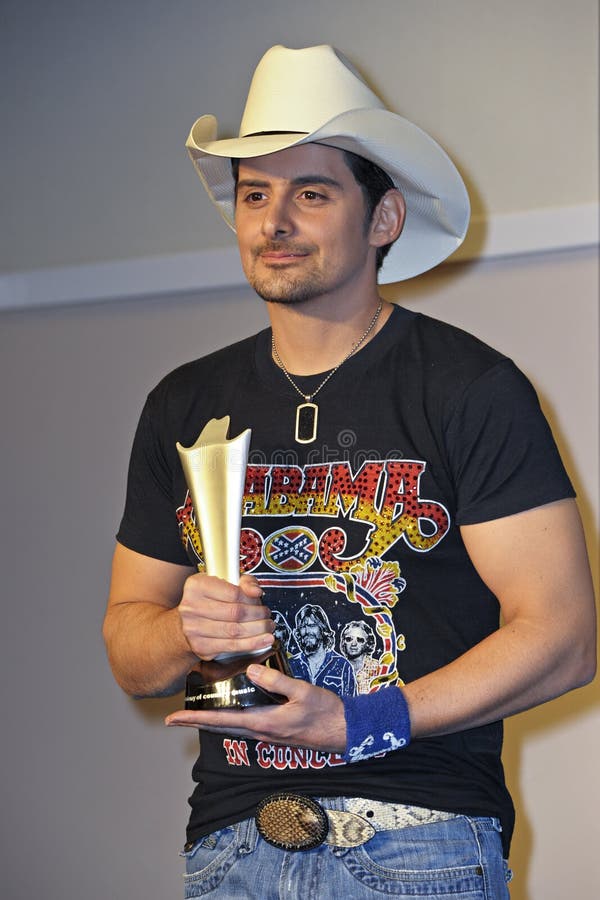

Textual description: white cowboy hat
[186,44,470,283]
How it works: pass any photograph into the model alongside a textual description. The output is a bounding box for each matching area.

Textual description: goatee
[247,242,324,305]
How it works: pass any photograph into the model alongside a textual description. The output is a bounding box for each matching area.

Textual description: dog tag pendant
[295,401,318,444]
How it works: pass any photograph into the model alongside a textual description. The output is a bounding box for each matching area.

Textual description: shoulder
[149,331,264,402]
[386,310,523,415]
[406,312,508,378]
[134,329,268,448]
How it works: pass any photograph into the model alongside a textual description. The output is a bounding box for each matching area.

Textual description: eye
[237,188,269,206]
[299,189,326,201]
[244,191,267,203]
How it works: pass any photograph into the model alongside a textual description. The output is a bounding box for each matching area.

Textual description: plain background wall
[2,0,598,273]
[1,3,598,899]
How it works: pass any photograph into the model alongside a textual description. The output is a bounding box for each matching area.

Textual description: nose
[261,194,295,240]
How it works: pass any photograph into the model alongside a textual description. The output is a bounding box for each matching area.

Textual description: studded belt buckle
[255,793,330,852]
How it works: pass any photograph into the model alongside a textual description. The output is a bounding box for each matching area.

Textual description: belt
[255,793,456,852]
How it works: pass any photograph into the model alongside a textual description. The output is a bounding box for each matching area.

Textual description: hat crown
[239,44,385,138]
[186,44,470,282]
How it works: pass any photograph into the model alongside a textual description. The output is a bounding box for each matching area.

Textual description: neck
[268,293,393,376]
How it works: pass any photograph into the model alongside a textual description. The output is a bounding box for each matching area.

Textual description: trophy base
[184,643,292,710]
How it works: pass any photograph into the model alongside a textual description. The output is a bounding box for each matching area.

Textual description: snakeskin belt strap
[255,793,455,852]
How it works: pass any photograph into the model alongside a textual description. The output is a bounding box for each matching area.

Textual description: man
[340,620,382,693]
[103,45,596,898]
[289,603,356,695]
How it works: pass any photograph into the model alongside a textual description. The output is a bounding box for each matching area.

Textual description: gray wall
[1,3,598,899]
[2,0,597,273]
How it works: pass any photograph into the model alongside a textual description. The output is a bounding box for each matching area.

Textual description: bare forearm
[404,613,596,739]
[404,500,596,739]
[103,601,197,698]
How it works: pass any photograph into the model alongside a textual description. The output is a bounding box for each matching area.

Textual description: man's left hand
[165,665,346,754]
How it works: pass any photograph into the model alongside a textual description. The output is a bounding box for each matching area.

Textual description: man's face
[273,616,289,646]
[342,626,368,660]
[296,614,324,654]
[234,143,375,305]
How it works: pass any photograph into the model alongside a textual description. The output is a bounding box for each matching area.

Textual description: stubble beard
[246,245,327,305]
[251,277,327,305]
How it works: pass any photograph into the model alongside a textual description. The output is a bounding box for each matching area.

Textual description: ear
[369,189,406,248]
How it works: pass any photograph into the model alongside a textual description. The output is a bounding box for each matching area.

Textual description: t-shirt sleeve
[446,360,575,525]
[116,393,191,565]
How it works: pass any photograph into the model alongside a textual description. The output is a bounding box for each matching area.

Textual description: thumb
[247,662,297,700]
[238,574,267,605]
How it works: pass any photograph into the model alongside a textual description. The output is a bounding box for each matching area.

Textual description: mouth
[255,244,312,265]
[259,251,310,265]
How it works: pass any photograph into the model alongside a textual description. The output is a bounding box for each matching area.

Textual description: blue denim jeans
[181,797,513,898]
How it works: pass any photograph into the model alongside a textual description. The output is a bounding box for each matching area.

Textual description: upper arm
[460,498,596,679]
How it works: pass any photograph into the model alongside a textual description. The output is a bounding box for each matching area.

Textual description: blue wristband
[342,686,411,763]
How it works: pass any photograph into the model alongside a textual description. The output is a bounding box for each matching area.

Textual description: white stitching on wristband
[342,686,411,763]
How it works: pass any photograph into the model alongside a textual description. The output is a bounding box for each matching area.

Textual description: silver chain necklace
[271,301,383,444]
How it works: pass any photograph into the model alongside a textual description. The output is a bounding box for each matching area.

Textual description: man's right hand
[178,572,275,661]
[103,544,274,698]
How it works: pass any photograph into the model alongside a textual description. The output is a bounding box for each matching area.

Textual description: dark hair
[231,149,398,272]
[340,149,397,272]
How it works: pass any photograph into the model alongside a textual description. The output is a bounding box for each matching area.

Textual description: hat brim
[186,108,470,283]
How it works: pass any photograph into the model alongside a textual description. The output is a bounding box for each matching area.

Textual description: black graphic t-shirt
[117,306,574,856]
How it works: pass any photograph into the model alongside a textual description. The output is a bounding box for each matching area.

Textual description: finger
[184,573,263,606]
[182,574,270,619]
[165,708,258,731]
[183,625,275,660]
[184,572,240,600]
[246,663,299,699]
[179,599,275,637]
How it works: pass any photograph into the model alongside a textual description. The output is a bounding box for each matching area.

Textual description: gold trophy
[176,417,291,709]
